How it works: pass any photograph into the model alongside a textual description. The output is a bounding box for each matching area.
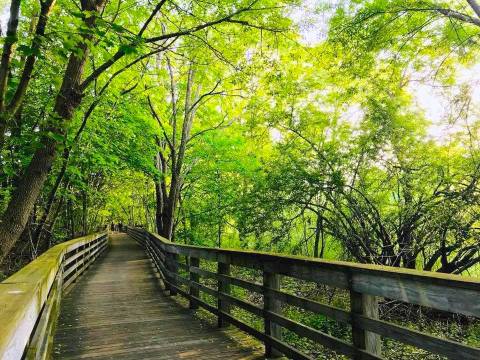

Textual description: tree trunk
[313,213,325,258]
[40,194,65,252]
[160,201,174,240]
[67,197,74,239]
[0,0,105,263]
[0,0,21,111]
[217,222,222,248]
[31,148,69,246]
[155,182,163,233]
[0,138,59,261]
[154,150,167,233]
[82,190,87,235]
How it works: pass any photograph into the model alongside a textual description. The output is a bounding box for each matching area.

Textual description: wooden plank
[63,242,107,289]
[53,234,263,360]
[166,252,178,296]
[127,227,480,359]
[63,243,96,266]
[222,274,264,294]
[350,290,381,358]
[355,315,480,360]
[189,257,200,310]
[25,269,63,360]
[0,232,107,360]
[264,311,381,360]
[143,230,480,317]
[166,280,312,360]
[263,271,282,358]
[264,287,351,324]
[64,240,105,279]
[190,265,217,280]
[217,262,230,328]
[352,272,480,317]
[181,275,264,321]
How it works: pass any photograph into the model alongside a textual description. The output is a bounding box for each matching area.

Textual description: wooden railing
[0,232,108,360]
[127,227,480,360]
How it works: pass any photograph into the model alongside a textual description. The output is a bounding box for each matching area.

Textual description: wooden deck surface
[53,233,263,359]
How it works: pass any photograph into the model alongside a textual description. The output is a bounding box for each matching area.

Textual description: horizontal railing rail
[127,227,480,360]
[0,232,108,360]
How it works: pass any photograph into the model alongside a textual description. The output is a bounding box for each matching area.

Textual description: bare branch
[138,0,168,37]
[467,0,480,18]
[147,95,174,152]
[0,0,21,111]
[80,38,176,91]
[188,115,232,143]
[187,80,223,114]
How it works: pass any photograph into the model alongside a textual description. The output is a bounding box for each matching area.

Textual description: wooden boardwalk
[53,233,262,360]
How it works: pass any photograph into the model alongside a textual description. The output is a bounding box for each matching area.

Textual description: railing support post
[166,253,178,296]
[217,262,230,327]
[189,257,200,309]
[263,271,282,358]
[350,290,381,358]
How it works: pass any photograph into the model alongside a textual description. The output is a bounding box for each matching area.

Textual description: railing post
[350,290,381,358]
[217,262,230,327]
[189,257,200,309]
[73,246,81,283]
[166,252,178,296]
[263,271,282,358]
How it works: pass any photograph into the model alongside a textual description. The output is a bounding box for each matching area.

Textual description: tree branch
[467,0,480,19]
[138,0,168,37]
[147,95,174,152]
[0,0,21,111]
[7,0,56,116]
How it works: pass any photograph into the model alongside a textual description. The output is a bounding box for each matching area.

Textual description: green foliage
[1,0,479,355]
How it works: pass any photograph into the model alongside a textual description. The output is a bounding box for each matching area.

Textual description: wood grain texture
[0,232,106,360]
[53,233,263,360]
[127,227,480,360]
[130,228,480,317]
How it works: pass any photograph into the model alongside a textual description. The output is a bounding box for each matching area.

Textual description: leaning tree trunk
[0,137,60,262]
[31,147,69,246]
[0,0,105,264]
[38,194,65,253]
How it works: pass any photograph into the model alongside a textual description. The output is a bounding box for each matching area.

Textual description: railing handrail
[146,231,480,315]
[0,232,108,360]
[147,232,480,291]
[127,227,480,360]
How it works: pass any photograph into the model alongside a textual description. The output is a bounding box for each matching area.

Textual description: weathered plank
[53,233,263,360]
[130,228,480,317]
[0,233,107,360]
[263,271,282,358]
[217,262,230,328]
[128,227,480,360]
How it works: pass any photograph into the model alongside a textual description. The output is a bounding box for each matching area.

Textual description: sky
[289,0,341,45]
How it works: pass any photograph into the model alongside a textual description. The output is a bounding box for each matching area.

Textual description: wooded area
[0,0,479,357]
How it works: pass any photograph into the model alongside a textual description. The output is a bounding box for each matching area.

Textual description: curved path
[53,233,262,359]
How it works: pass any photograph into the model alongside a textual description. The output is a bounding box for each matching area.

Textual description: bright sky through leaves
[289,0,480,144]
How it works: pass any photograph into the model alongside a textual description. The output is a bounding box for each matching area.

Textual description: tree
[0,0,293,263]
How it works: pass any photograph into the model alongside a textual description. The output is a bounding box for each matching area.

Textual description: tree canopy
[0,0,479,279]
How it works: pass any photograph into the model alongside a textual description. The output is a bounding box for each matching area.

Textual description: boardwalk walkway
[53,233,262,360]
